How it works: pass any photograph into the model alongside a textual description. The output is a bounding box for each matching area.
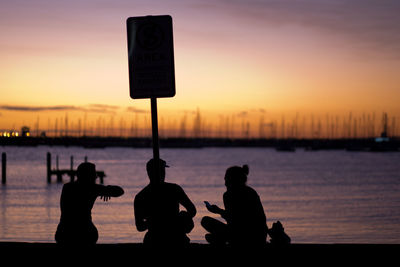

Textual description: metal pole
[2,152,6,185]
[151,98,160,160]
[151,98,160,180]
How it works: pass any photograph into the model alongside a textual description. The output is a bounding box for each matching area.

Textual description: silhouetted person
[201,165,268,247]
[55,162,124,246]
[134,158,196,247]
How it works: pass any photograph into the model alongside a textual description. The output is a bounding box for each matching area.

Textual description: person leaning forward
[55,162,124,246]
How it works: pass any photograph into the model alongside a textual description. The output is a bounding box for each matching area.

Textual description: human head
[77,162,97,184]
[146,158,169,184]
[224,165,249,189]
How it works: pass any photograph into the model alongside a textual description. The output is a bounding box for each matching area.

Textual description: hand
[207,204,221,214]
[100,195,111,202]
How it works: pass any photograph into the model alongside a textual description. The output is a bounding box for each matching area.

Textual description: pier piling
[70,156,74,182]
[56,155,62,183]
[46,153,105,184]
[47,152,51,184]
[2,152,6,185]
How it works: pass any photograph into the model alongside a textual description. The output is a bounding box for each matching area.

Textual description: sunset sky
[1,0,399,137]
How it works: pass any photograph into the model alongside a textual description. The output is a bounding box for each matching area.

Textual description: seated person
[134,158,197,247]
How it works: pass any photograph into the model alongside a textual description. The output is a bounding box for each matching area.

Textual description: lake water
[1,146,399,244]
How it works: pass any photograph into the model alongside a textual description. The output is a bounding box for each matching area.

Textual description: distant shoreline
[0,136,399,151]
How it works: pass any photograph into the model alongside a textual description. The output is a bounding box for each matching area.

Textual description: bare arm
[206,204,227,219]
[98,185,124,201]
[104,185,124,197]
[133,196,148,232]
[179,187,197,218]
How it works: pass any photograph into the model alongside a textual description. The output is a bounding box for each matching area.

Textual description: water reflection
[0,147,399,243]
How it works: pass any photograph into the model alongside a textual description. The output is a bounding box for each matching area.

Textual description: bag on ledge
[268,221,291,245]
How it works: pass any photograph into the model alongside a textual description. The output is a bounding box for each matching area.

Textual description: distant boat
[276,146,296,152]
[275,141,296,152]
[369,113,399,152]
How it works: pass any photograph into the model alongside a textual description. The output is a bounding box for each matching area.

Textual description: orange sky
[1,0,399,137]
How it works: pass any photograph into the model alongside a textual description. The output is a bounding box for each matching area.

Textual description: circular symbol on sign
[137,23,164,50]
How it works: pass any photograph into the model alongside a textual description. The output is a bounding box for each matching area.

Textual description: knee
[201,216,217,231]
[201,216,211,227]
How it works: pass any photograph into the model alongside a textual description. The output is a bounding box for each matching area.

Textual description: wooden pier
[46,152,105,184]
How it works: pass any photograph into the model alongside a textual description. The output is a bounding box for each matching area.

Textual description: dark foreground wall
[0,242,397,265]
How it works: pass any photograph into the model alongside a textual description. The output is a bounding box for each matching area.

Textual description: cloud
[126,107,149,114]
[86,104,120,114]
[211,0,400,56]
[88,104,119,110]
[0,104,121,114]
[0,105,81,112]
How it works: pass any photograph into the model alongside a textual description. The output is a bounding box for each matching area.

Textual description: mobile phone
[204,201,212,209]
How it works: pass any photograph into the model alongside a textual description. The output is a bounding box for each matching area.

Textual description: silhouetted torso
[223,185,267,245]
[60,182,102,222]
[134,182,195,245]
[55,181,124,245]
[55,162,124,246]
[201,165,268,247]
[55,182,100,245]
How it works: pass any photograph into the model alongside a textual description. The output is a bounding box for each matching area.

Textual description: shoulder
[135,186,149,198]
[245,185,258,194]
[135,184,154,200]
[62,182,75,192]
[86,183,106,194]
[223,191,232,201]
[165,182,186,196]
[94,184,106,190]
[165,182,182,190]
[245,186,261,200]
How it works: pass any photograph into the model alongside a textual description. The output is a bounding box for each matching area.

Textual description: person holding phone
[201,165,268,247]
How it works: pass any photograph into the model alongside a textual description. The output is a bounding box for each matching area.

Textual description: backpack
[268,221,291,245]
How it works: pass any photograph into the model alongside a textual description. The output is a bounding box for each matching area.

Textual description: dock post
[2,152,6,185]
[84,156,88,163]
[99,173,104,184]
[47,152,51,184]
[70,156,74,182]
[56,155,62,183]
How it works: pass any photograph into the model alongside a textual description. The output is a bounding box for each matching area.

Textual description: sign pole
[150,97,160,161]
[127,15,175,179]
[150,97,160,180]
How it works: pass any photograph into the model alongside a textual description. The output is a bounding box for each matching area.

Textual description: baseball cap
[146,158,169,171]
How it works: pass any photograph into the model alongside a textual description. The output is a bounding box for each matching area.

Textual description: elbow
[136,225,147,232]
[108,186,124,197]
[189,205,197,218]
[117,187,124,197]
[136,221,147,232]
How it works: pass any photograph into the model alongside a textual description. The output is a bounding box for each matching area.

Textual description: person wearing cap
[55,162,124,246]
[134,158,197,246]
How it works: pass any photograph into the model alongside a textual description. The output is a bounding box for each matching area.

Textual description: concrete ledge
[0,242,397,264]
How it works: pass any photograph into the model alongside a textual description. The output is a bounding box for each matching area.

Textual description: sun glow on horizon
[1,1,400,138]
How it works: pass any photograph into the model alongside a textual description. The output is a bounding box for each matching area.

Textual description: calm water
[0,146,399,244]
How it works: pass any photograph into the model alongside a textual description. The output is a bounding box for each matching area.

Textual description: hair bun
[242,164,249,175]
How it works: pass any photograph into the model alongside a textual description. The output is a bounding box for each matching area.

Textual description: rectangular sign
[127,15,176,99]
